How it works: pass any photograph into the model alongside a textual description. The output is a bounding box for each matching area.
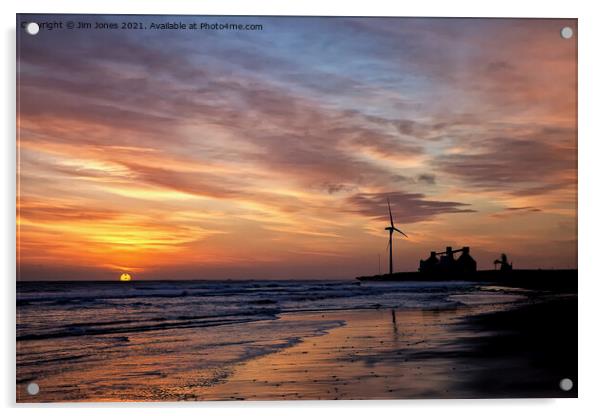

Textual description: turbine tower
[385,198,408,274]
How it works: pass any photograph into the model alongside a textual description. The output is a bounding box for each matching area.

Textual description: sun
[119,273,132,282]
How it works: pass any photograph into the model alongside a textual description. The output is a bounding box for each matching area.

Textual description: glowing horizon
[17,16,577,280]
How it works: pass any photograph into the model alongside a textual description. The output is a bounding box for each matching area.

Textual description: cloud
[320,183,357,195]
[18,197,120,222]
[505,206,542,212]
[16,16,578,277]
[346,191,475,224]
[490,206,543,219]
[18,25,429,198]
[116,162,244,200]
[417,174,436,185]
[437,129,576,196]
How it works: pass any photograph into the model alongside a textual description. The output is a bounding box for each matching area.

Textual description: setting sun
[119,273,132,282]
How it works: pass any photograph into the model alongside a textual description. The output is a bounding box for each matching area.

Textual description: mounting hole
[560,26,573,39]
[559,378,573,391]
[25,22,40,36]
[27,382,40,395]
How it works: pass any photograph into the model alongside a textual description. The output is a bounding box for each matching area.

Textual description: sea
[16,279,527,401]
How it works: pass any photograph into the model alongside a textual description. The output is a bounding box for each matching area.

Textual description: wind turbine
[385,198,408,275]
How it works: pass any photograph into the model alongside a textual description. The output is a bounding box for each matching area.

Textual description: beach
[204,296,577,400]
[16,280,576,401]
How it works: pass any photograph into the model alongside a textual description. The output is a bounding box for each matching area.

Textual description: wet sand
[201,308,470,400]
[203,296,577,400]
[449,294,577,398]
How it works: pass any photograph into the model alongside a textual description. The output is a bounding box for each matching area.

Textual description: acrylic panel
[16,14,577,402]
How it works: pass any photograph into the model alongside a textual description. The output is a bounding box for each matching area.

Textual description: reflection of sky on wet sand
[203,307,512,400]
[17,313,345,401]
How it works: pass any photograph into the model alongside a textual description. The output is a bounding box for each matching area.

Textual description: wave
[17,308,281,341]
[17,280,512,343]
[17,280,472,307]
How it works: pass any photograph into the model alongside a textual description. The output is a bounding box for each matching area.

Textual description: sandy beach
[203,295,577,400]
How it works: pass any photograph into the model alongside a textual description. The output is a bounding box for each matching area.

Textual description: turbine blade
[387,197,394,227]
[393,227,408,238]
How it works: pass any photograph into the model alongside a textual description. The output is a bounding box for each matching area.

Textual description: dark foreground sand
[450,295,577,398]
[201,294,577,400]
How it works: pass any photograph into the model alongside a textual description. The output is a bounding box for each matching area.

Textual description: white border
[3,1,601,415]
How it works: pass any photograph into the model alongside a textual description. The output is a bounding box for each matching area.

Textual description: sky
[17,15,577,280]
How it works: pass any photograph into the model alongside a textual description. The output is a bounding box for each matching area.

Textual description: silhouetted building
[419,246,477,275]
[439,246,456,273]
[419,251,439,273]
[456,247,477,274]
